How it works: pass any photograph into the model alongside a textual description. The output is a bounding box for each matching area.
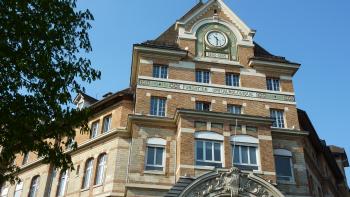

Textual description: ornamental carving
[180,167,284,197]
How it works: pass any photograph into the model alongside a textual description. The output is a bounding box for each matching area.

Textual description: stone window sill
[144,170,165,175]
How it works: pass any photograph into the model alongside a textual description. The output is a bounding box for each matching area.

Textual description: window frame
[225,73,240,87]
[145,138,166,172]
[13,181,23,197]
[195,101,211,111]
[0,186,8,197]
[152,64,168,79]
[29,175,40,197]
[195,69,210,84]
[56,170,68,197]
[266,77,280,91]
[90,121,99,139]
[150,96,167,117]
[102,115,112,133]
[22,152,29,165]
[94,153,107,185]
[227,104,242,114]
[274,149,295,183]
[231,135,260,171]
[81,158,94,189]
[194,132,224,168]
[270,109,285,128]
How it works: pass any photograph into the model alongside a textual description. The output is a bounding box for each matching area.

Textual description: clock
[205,31,227,48]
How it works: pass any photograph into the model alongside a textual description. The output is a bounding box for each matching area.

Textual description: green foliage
[0,0,100,184]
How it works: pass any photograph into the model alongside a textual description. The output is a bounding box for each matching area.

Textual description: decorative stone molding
[179,167,284,197]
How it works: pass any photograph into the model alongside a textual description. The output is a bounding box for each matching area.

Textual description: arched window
[195,131,224,168]
[56,170,68,196]
[145,138,166,171]
[231,135,259,171]
[29,175,40,197]
[13,181,23,197]
[95,153,107,185]
[274,149,294,182]
[82,158,94,189]
[0,185,8,197]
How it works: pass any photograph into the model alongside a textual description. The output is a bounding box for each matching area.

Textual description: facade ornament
[181,167,284,197]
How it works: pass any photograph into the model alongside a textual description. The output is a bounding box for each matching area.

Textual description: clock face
[206,31,227,48]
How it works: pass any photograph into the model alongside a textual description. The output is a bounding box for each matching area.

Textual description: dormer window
[77,101,84,110]
[266,77,280,91]
[153,64,168,79]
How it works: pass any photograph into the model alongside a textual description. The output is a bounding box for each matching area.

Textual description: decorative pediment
[176,0,255,47]
[173,167,285,197]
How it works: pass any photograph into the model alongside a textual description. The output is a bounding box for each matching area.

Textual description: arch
[95,153,108,185]
[274,149,292,157]
[195,131,224,141]
[29,175,40,197]
[81,158,94,189]
[147,137,166,146]
[231,135,258,144]
[178,167,285,197]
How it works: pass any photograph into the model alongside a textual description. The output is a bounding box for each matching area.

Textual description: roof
[164,177,195,197]
[73,91,98,105]
[253,42,300,65]
[297,109,345,181]
[89,88,133,113]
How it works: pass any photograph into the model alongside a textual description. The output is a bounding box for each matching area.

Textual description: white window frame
[227,104,242,114]
[0,186,8,197]
[274,149,295,183]
[152,64,168,79]
[102,115,112,133]
[56,170,68,197]
[225,73,240,87]
[13,181,23,197]
[29,176,40,197]
[145,138,166,172]
[195,132,224,168]
[270,109,285,128]
[90,121,99,139]
[231,135,260,171]
[150,97,167,117]
[94,153,107,185]
[266,77,280,91]
[82,158,94,189]
[195,101,211,111]
[195,69,211,84]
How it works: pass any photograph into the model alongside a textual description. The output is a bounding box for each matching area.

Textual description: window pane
[211,123,223,129]
[153,65,160,78]
[214,143,221,161]
[160,66,167,78]
[147,147,155,165]
[233,146,240,163]
[155,147,164,165]
[241,146,248,164]
[275,156,292,177]
[195,70,201,82]
[196,141,203,160]
[205,141,213,161]
[249,147,257,165]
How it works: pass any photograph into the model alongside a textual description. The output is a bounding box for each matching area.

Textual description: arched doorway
[176,167,285,197]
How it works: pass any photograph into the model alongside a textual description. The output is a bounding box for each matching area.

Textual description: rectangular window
[232,145,258,170]
[153,64,168,79]
[211,123,223,130]
[102,115,112,133]
[230,124,242,132]
[275,155,293,181]
[195,121,207,129]
[226,73,240,87]
[246,126,258,132]
[195,101,210,111]
[150,97,166,116]
[195,70,210,83]
[90,121,99,139]
[145,146,164,171]
[227,105,241,114]
[270,109,285,128]
[196,140,222,168]
[266,77,280,91]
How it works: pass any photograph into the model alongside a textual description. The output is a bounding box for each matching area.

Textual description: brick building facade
[1,0,349,197]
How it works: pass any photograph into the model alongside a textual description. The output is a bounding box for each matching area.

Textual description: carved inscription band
[137,79,295,104]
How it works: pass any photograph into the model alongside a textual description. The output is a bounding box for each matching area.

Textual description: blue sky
[77,0,350,181]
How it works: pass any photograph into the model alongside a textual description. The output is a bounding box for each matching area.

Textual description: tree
[0,0,100,184]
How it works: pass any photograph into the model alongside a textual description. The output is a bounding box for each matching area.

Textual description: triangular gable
[175,0,255,46]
